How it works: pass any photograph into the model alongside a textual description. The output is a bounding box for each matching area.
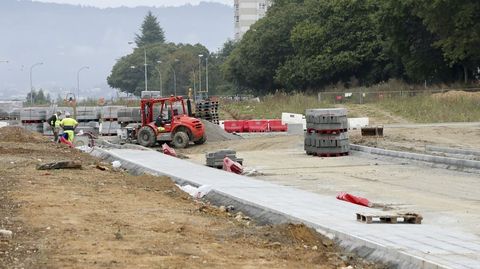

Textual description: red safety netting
[223,157,243,174]
[336,192,371,207]
[162,143,177,157]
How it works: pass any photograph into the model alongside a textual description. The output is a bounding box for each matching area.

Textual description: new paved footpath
[94,148,480,269]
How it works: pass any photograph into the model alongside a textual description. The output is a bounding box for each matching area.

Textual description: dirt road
[0,127,382,269]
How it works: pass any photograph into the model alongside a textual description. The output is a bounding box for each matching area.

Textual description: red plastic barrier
[224,120,245,133]
[268,119,288,132]
[245,120,268,132]
[336,192,371,207]
[223,157,243,174]
[162,143,177,157]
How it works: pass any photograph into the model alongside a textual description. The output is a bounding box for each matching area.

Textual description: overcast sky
[33,0,233,8]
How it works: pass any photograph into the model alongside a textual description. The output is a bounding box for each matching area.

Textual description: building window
[259,3,266,9]
[234,15,239,23]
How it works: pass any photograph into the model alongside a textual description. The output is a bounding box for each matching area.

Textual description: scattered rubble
[36,161,82,170]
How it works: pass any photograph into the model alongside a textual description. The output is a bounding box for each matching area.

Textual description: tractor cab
[135,96,206,148]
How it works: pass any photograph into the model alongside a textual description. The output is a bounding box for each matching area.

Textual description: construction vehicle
[126,95,206,148]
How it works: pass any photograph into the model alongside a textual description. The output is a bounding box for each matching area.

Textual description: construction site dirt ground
[0,127,383,269]
[180,123,480,238]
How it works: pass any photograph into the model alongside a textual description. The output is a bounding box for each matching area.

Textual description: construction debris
[36,161,82,170]
[223,157,244,174]
[0,229,13,240]
[206,149,243,168]
[162,143,177,157]
[361,126,384,137]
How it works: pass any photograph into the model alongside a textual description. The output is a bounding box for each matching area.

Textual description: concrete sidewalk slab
[93,148,480,269]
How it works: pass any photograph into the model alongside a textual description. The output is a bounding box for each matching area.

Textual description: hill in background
[0,0,233,100]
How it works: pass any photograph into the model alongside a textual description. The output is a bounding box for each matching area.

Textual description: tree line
[108,11,234,97]
[222,0,480,94]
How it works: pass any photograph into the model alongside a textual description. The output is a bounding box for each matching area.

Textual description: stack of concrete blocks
[20,108,47,134]
[76,106,100,135]
[0,108,9,119]
[100,106,124,136]
[118,107,142,125]
[141,91,161,99]
[304,108,350,156]
[206,149,244,169]
[9,109,20,121]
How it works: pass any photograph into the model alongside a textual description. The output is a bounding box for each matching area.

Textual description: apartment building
[234,0,272,40]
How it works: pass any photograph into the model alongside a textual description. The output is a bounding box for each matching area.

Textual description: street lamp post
[128,41,148,91]
[144,48,148,91]
[156,60,163,96]
[172,59,179,96]
[77,66,90,102]
[198,54,203,96]
[192,69,196,100]
[206,56,209,95]
[30,62,44,105]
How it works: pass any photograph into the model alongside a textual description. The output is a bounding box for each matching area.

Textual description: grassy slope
[221,91,480,123]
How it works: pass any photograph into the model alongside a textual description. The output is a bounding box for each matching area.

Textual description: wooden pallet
[356,212,423,224]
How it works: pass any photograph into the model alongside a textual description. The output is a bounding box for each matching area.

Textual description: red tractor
[132,96,206,148]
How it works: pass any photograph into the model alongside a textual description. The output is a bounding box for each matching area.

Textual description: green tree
[135,11,166,47]
[107,42,213,96]
[275,0,383,89]
[224,1,307,94]
[410,0,480,83]
[26,89,50,105]
[376,0,455,83]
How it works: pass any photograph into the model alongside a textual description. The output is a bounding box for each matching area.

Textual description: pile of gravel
[201,120,241,142]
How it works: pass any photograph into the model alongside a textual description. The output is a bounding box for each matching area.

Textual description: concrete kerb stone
[425,145,480,158]
[91,147,196,187]
[94,139,153,151]
[351,144,480,171]
[89,147,450,269]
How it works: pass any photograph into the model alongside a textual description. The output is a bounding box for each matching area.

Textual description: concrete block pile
[100,106,124,136]
[20,108,47,134]
[76,106,100,134]
[118,107,141,124]
[206,149,243,168]
[141,91,161,99]
[304,108,350,156]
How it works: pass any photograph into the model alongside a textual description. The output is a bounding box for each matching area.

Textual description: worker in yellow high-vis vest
[60,112,78,142]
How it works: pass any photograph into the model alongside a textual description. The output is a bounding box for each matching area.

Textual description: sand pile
[0,126,47,143]
[432,90,480,102]
[201,120,241,142]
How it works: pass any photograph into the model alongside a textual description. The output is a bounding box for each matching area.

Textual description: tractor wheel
[137,126,156,147]
[172,131,189,148]
[194,136,207,145]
